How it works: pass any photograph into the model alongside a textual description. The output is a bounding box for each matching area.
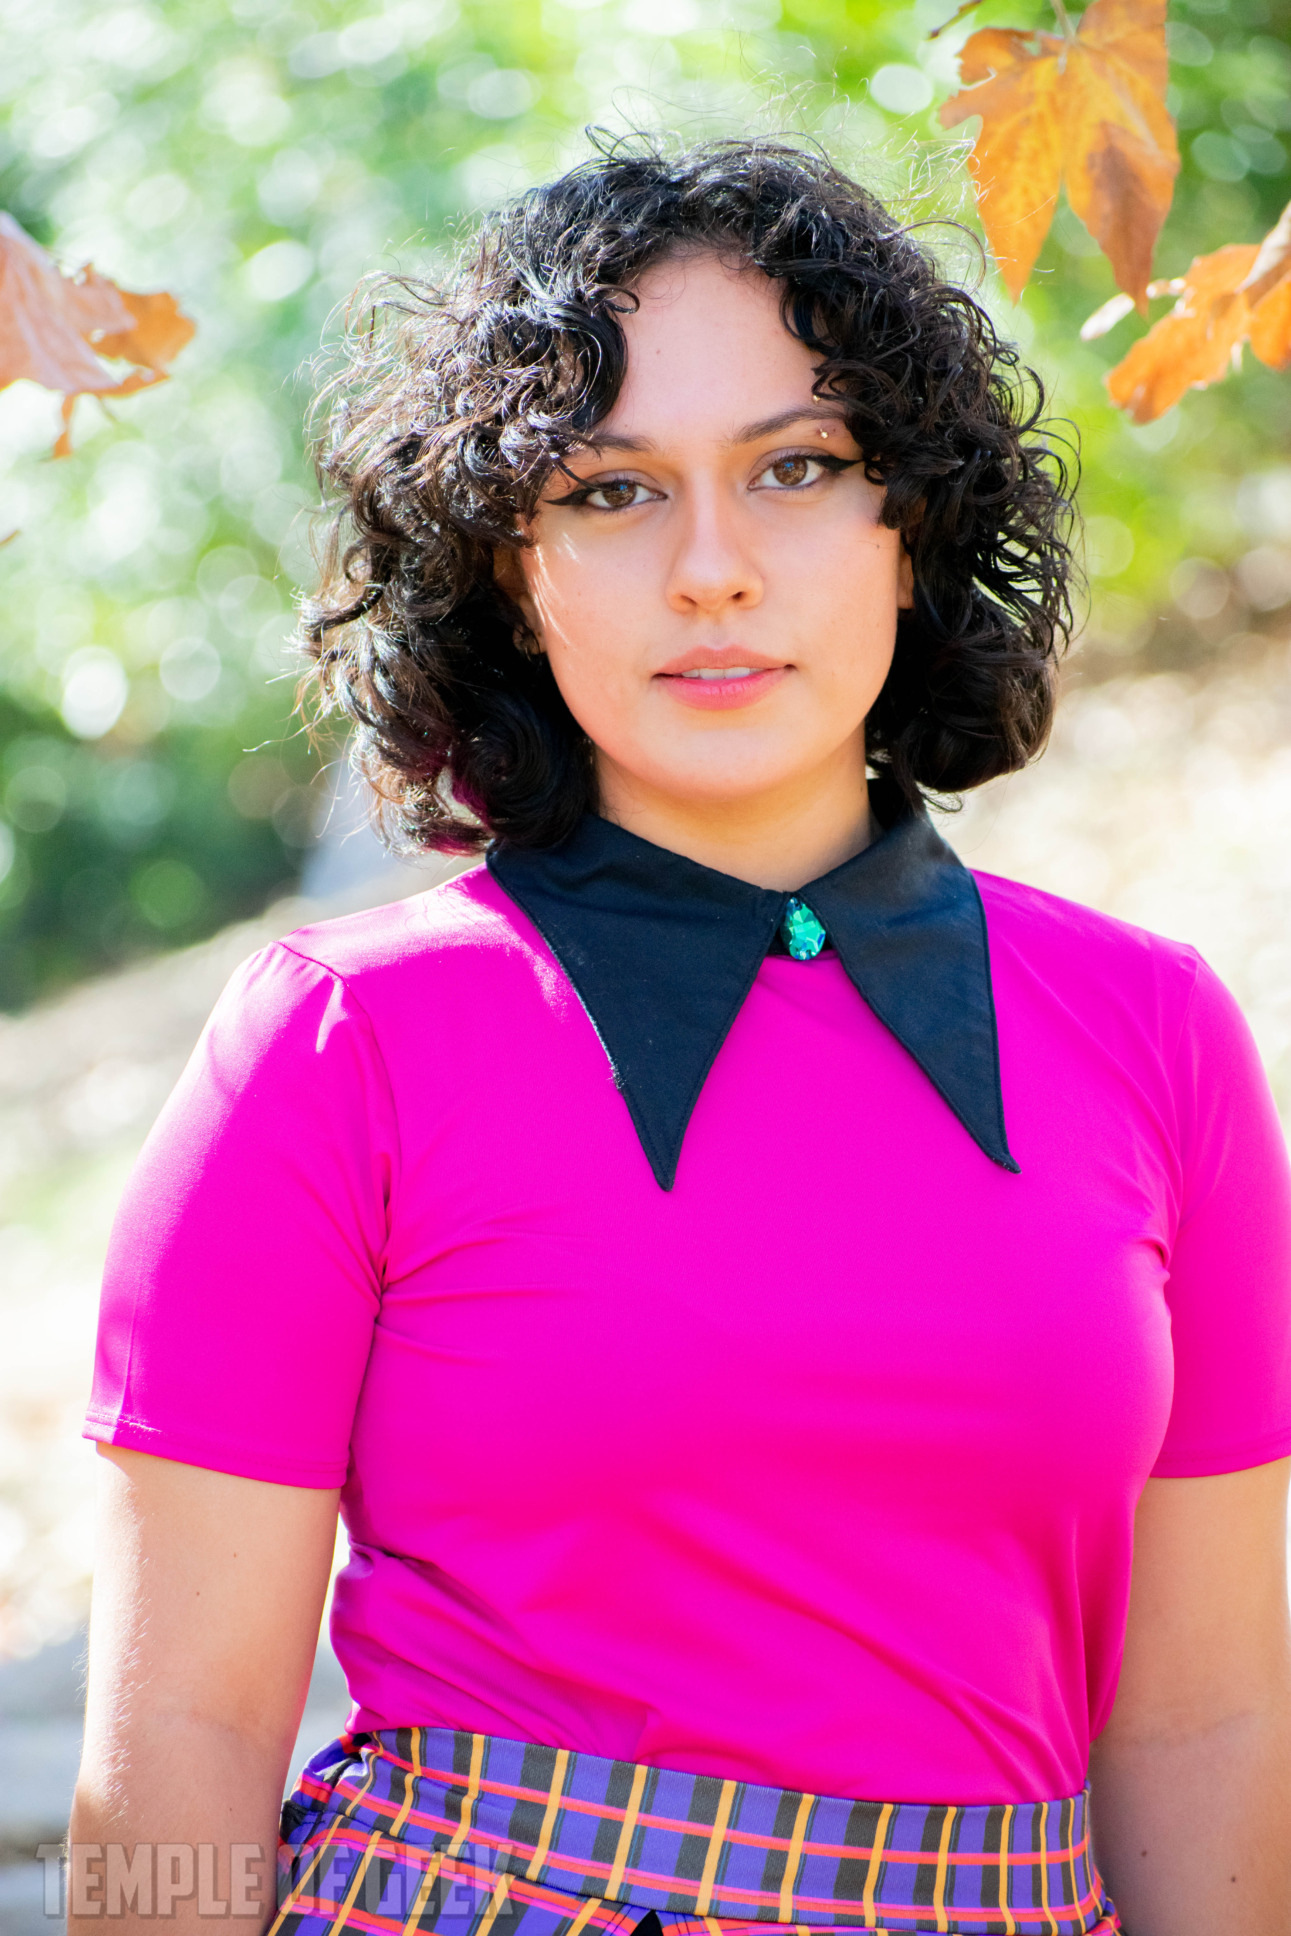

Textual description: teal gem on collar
[780,897,827,960]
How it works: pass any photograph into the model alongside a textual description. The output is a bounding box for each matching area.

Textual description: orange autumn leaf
[1247,272,1291,371]
[1240,199,1291,370]
[93,286,196,373]
[0,212,194,455]
[0,213,132,397]
[939,0,1178,307]
[1105,246,1257,421]
[1104,200,1291,420]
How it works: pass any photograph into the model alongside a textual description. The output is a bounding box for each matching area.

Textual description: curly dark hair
[302,134,1078,853]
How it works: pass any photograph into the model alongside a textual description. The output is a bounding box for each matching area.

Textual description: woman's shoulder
[178,864,549,1111]
[251,862,541,1003]
[972,866,1212,1038]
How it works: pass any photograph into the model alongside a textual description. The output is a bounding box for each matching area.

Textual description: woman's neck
[593,745,874,890]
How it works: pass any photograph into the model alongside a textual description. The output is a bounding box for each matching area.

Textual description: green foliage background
[0,0,1287,1008]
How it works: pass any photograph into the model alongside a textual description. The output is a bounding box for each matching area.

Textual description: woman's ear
[492,544,544,651]
[897,538,915,612]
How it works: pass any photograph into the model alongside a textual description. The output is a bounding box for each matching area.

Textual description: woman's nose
[664,484,764,617]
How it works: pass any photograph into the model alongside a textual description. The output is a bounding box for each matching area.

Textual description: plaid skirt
[270,1728,1121,1936]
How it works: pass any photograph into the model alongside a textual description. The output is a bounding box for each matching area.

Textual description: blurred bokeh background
[2,0,1290,1912]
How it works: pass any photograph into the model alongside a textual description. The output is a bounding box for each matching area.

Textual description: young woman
[73,141,1291,1936]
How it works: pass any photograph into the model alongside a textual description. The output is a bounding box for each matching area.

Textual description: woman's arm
[1089,1457,1291,1935]
[69,1444,341,1936]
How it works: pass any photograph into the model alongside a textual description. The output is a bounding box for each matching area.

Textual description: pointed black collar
[487,782,1017,1190]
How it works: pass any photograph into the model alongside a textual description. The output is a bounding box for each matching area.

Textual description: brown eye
[576,477,654,512]
[768,455,812,487]
[598,480,641,510]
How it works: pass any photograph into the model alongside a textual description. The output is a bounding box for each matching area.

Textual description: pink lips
[654,652,789,711]
[659,667,787,709]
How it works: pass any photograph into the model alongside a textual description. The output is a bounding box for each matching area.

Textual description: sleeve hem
[1150,1425,1291,1479]
[82,1414,349,1490]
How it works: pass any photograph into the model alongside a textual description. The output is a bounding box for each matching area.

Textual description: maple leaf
[939,0,1179,307]
[1103,198,1291,421]
[0,212,195,456]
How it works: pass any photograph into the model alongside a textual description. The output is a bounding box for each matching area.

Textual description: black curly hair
[303,135,1079,853]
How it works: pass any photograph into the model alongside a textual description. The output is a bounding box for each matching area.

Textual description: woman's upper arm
[83,1445,340,1766]
[1100,1460,1291,1745]
[86,941,394,1489]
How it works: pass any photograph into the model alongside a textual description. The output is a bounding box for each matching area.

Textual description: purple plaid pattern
[271,1728,1120,1936]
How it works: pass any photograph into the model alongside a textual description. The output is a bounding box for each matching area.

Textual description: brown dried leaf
[939,27,1066,300]
[1104,195,1291,418]
[1105,244,1259,421]
[938,0,1178,306]
[0,212,194,454]
[93,286,196,373]
[1062,0,1178,309]
[0,214,131,397]
[51,370,158,459]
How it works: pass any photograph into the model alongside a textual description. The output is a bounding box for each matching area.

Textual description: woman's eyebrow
[577,406,850,457]
[736,405,850,442]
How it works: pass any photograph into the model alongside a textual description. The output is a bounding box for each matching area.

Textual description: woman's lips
[656,665,788,709]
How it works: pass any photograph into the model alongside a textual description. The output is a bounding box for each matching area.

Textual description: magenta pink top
[86,863,1291,1805]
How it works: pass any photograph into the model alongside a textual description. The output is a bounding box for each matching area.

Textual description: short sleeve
[84,941,397,1488]
[1152,955,1291,1477]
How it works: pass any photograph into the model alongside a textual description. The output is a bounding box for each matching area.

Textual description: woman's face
[502,251,912,838]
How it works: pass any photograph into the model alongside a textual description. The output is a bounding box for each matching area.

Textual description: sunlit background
[1,0,1290,1917]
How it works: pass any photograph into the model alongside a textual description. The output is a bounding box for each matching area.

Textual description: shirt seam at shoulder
[271,937,405,1265]
[1163,945,1208,1241]
[1165,945,1206,1075]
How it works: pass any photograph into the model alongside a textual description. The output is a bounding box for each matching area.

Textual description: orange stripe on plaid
[932,1806,957,1933]
[444,1735,485,1859]
[1063,1797,1080,1920]
[999,1804,1016,1936]
[565,1892,605,1936]
[1039,1804,1057,1936]
[861,1800,893,1925]
[388,1728,422,1841]
[440,1856,618,1933]
[331,1827,386,1934]
[694,1779,738,1917]
[476,1869,512,1936]
[399,1848,441,1936]
[605,1761,649,1900]
[525,1747,571,1881]
[777,1789,814,1921]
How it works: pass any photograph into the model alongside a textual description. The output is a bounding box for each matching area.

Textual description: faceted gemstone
[780,897,827,960]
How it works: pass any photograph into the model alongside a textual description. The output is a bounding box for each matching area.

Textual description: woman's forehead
[599,252,824,444]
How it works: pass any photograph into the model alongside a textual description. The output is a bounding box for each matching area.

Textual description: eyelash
[552,449,858,512]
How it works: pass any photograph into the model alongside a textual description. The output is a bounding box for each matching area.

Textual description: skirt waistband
[272,1727,1121,1936]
